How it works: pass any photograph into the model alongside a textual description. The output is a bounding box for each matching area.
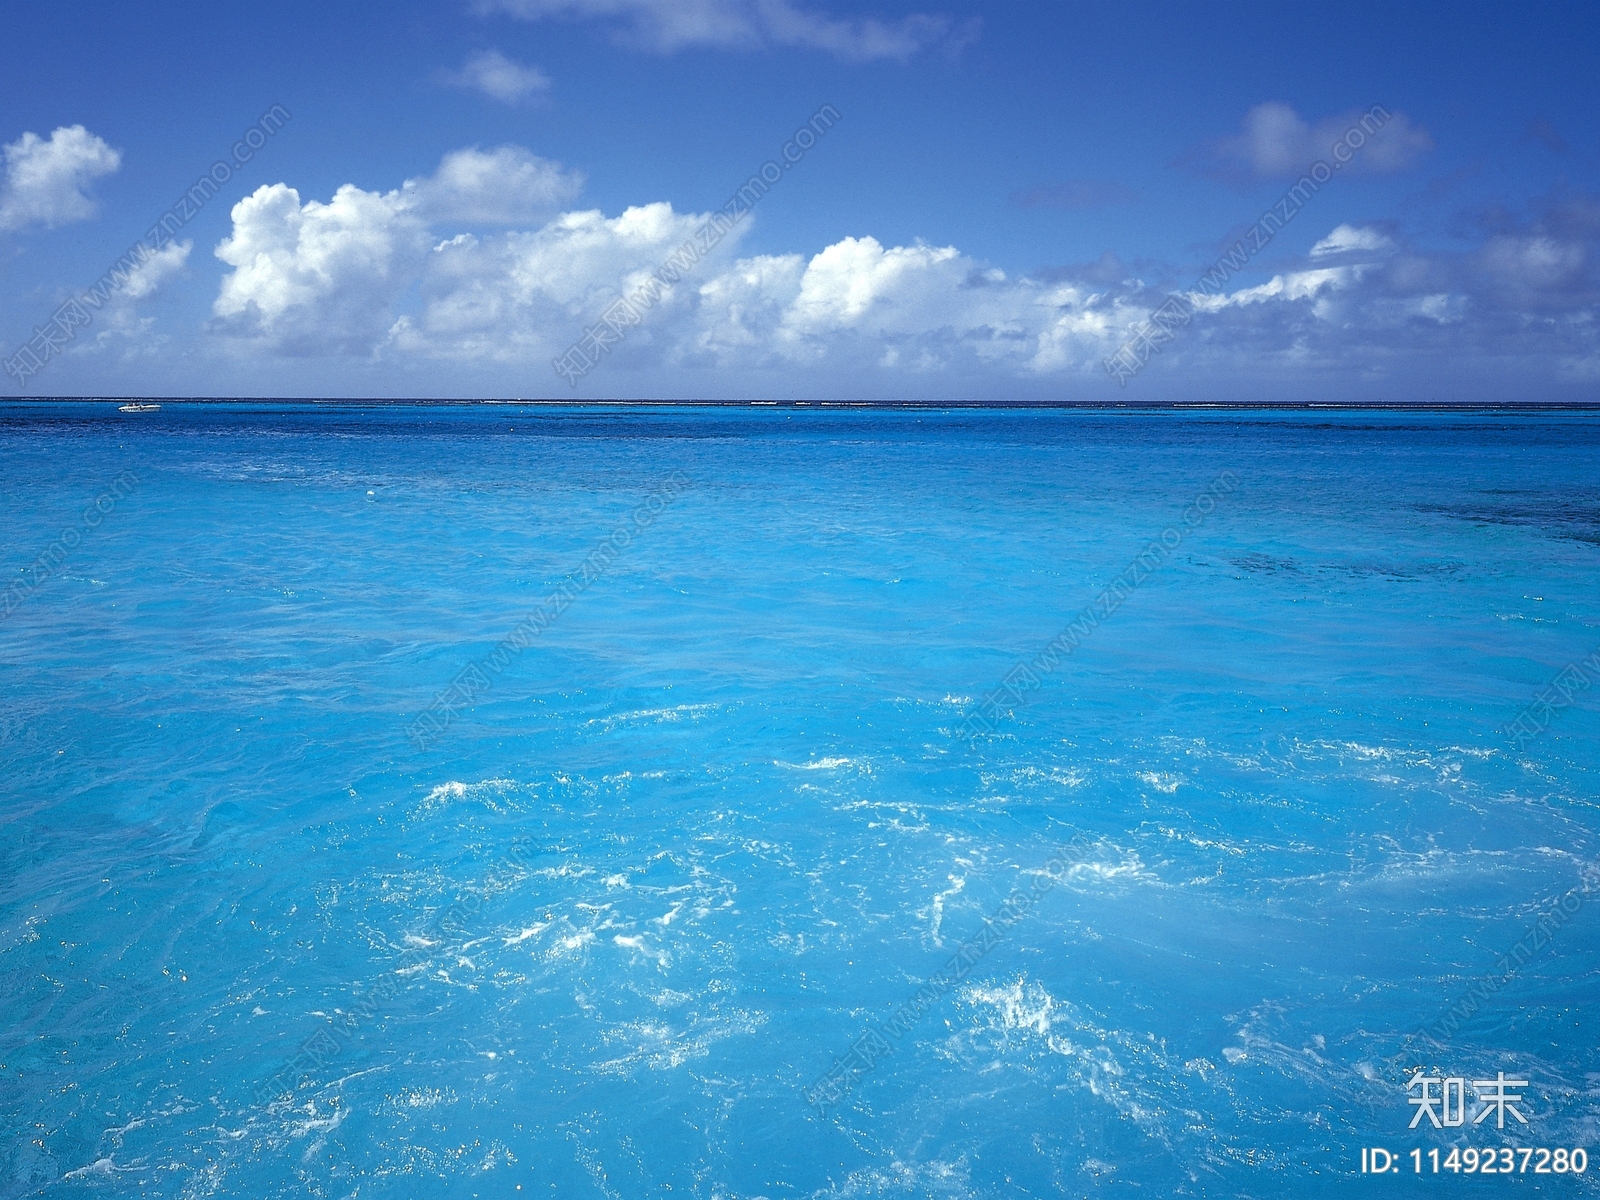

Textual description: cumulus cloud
[441,49,552,104]
[0,125,121,232]
[210,147,1130,375]
[213,183,432,353]
[392,202,747,363]
[209,145,1600,394]
[282,209,1131,378]
[1191,102,1433,182]
[394,226,1124,378]
[212,146,584,352]
[477,0,974,61]
[401,146,584,225]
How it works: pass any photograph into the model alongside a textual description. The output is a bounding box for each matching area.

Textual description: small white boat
[118,403,161,413]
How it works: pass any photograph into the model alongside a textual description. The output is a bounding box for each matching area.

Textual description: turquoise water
[2,402,1597,1197]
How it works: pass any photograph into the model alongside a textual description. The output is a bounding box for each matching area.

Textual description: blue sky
[2,0,1596,400]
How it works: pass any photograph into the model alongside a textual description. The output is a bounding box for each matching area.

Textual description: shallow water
[2,403,1597,1197]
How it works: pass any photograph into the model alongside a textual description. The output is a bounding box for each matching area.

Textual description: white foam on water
[413,777,518,819]
[550,929,595,957]
[1136,771,1184,794]
[775,756,859,770]
[961,976,1237,1169]
[591,1007,767,1077]
[1062,844,1155,890]
[585,703,719,732]
[927,874,966,946]
[62,1158,119,1181]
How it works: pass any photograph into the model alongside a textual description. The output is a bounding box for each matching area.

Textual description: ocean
[2,402,1597,1197]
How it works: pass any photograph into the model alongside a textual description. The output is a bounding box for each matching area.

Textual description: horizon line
[5,398,1600,412]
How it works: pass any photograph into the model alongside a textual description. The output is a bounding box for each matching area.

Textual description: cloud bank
[201,141,1600,395]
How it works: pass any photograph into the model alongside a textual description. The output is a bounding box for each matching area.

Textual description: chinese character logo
[1407,1070,1529,1129]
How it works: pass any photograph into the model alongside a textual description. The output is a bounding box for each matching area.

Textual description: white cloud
[1310,224,1395,259]
[121,238,193,299]
[1188,266,1355,311]
[213,182,430,353]
[398,226,1124,379]
[478,0,972,61]
[400,146,583,226]
[210,148,1131,377]
[689,253,807,362]
[0,125,121,232]
[50,242,195,366]
[762,238,1131,376]
[441,49,552,104]
[1200,103,1432,181]
[208,149,1600,397]
[789,237,959,327]
[392,201,754,364]
[212,146,585,352]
